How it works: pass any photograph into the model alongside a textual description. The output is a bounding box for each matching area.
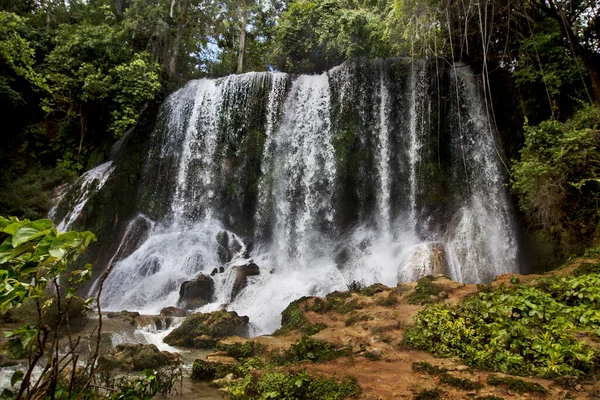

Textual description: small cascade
[375,66,392,235]
[50,161,115,231]
[54,59,519,335]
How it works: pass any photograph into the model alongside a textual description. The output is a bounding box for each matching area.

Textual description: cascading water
[52,59,518,335]
[49,161,115,232]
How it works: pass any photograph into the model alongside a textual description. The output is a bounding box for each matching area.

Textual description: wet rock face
[399,242,449,281]
[178,274,215,309]
[216,230,250,264]
[160,306,187,317]
[164,310,250,348]
[231,262,261,300]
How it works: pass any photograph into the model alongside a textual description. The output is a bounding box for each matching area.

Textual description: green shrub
[404,274,600,377]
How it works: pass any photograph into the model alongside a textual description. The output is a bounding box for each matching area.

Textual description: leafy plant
[0,216,96,398]
[404,271,600,378]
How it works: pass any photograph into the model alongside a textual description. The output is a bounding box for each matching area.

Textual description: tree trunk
[170,0,177,18]
[167,27,183,80]
[115,0,123,15]
[237,4,248,74]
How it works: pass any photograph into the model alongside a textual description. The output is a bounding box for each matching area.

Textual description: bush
[511,104,600,253]
[404,272,600,377]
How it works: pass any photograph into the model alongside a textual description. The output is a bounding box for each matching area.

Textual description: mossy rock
[98,343,180,371]
[163,310,249,348]
[274,296,325,336]
[191,359,237,381]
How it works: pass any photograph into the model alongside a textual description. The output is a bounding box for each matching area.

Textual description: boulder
[243,241,254,258]
[164,310,250,348]
[216,231,229,248]
[160,306,187,317]
[334,246,353,270]
[178,274,215,309]
[398,242,449,282]
[231,263,260,300]
[98,343,180,371]
[217,245,235,264]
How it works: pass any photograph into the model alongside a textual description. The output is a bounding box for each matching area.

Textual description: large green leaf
[12,220,54,247]
[3,220,25,236]
[48,231,80,259]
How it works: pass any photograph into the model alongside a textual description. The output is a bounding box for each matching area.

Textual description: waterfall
[49,161,115,232]
[53,59,518,335]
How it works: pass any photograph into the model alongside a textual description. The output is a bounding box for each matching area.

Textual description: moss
[406,276,443,305]
[274,296,325,336]
[413,388,441,400]
[216,340,266,360]
[412,361,447,375]
[412,362,480,391]
[163,310,249,348]
[487,375,547,394]
[270,336,352,365]
[439,373,482,391]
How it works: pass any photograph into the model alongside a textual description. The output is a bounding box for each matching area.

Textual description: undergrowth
[270,336,352,364]
[404,271,600,377]
[198,357,361,399]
